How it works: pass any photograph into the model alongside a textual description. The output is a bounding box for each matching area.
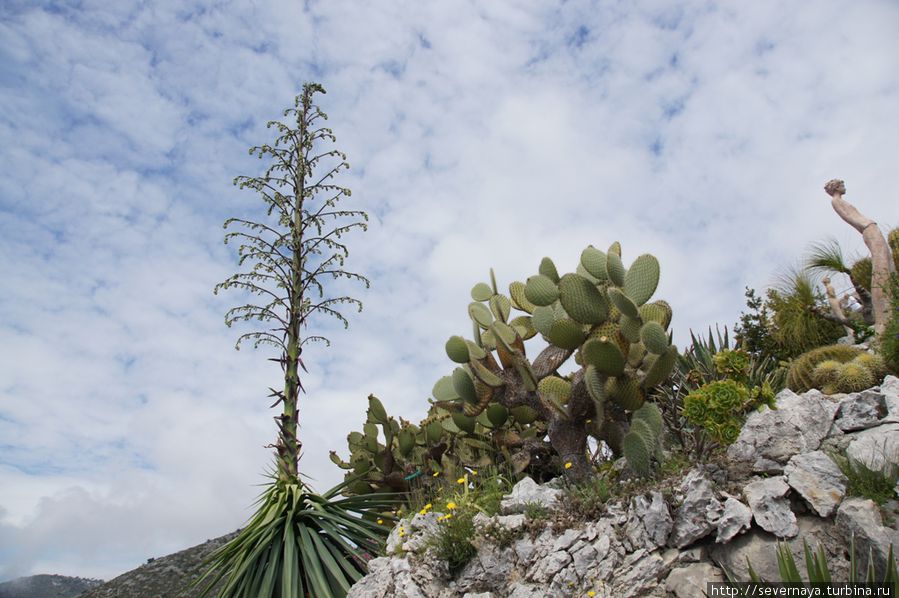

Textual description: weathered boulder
[728,389,838,471]
[784,450,847,517]
[835,498,897,580]
[716,496,752,543]
[499,477,561,514]
[667,468,723,548]
[624,491,673,551]
[386,511,442,555]
[835,390,888,431]
[710,516,844,582]
[743,476,798,538]
[881,375,899,415]
[845,422,899,472]
[665,562,725,598]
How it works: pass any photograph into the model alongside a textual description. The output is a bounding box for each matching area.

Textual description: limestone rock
[744,476,798,538]
[882,375,899,415]
[665,562,725,598]
[716,497,752,543]
[836,390,888,431]
[500,476,561,514]
[386,511,442,555]
[624,491,673,551]
[711,516,844,582]
[610,549,669,598]
[668,468,723,548]
[845,423,899,472]
[835,498,897,580]
[784,450,847,517]
[728,389,838,471]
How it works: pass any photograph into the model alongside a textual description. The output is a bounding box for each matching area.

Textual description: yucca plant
[197,476,398,597]
[199,83,393,598]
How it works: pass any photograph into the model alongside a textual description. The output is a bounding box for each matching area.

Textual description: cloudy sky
[1,0,898,582]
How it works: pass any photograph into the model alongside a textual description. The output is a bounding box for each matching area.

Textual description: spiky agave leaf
[196,475,399,598]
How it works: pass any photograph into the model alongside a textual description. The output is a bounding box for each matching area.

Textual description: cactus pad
[509,281,536,313]
[538,375,573,404]
[469,302,495,328]
[539,257,561,283]
[642,344,678,387]
[640,321,669,355]
[608,287,639,320]
[622,424,652,477]
[580,246,608,280]
[606,251,626,286]
[446,336,471,363]
[452,367,478,404]
[490,294,512,323]
[581,338,625,376]
[524,274,560,306]
[471,282,494,302]
[624,254,660,306]
[606,374,644,411]
[546,318,587,350]
[558,273,608,324]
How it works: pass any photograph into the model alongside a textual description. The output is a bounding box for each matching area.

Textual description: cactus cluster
[332,395,547,496]
[812,352,887,394]
[336,242,678,486]
[786,344,887,394]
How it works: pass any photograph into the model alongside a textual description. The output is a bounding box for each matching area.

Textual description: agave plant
[729,535,898,595]
[197,475,398,598]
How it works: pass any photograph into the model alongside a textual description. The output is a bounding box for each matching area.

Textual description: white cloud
[1,0,898,582]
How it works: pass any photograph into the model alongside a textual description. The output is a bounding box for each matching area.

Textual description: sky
[1,0,898,583]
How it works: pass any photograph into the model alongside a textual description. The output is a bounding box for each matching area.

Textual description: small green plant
[523,501,550,521]
[562,476,612,520]
[829,452,899,506]
[728,536,898,594]
[682,378,774,446]
[429,503,477,575]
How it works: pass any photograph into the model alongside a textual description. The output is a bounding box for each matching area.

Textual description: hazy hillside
[75,532,237,598]
[0,574,102,598]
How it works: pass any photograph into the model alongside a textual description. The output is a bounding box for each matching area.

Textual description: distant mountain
[0,574,103,598]
[75,532,237,598]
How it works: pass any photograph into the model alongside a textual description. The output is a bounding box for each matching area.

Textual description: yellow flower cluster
[418,503,433,516]
[437,513,453,522]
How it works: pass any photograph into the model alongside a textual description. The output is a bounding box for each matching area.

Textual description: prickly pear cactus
[436,242,677,479]
[336,242,678,487]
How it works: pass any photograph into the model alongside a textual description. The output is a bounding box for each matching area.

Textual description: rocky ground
[348,376,899,598]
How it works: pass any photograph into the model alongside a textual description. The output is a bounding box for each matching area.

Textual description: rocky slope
[75,532,237,598]
[0,575,102,598]
[348,375,899,597]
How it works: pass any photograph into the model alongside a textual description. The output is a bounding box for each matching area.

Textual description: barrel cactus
[785,344,880,393]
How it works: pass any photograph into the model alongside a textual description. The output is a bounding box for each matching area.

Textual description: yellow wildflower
[424,503,432,510]
[432,471,440,477]
[588,592,596,597]
[471,470,478,476]
[377,518,383,525]
[446,502,457,510]
[457,477,466,484]
[565,462,573,469]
